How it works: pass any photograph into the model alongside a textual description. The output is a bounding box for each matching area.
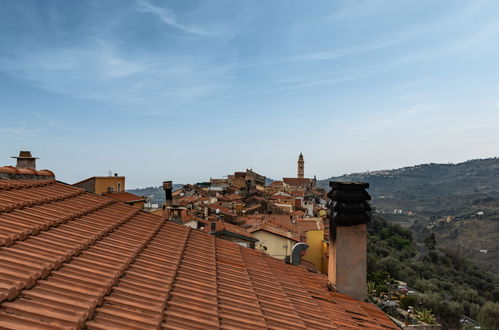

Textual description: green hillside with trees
[368,214,499,328]
[320,157,499,273]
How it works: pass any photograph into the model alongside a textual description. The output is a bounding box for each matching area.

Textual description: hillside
[368,214,499,328]
[127,184,183,204]
[319,157,499,273]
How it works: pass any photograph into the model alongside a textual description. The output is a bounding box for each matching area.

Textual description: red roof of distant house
[0,178,396,329]
[290,190,305,197]
[297,218,325,232]
[268,180,284,187]
[204,220,257,241]
[283,177,312,186]
[176,195,208,206]
[207,203,234,215]
[292,210,306,216]
[102,191,145,203]
[271,194,294,201]
[248,222,301,242]
[217,193,242,202]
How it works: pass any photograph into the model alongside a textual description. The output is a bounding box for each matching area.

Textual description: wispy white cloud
[290,36,405,62]
[265,70,372,94]
[135,0,219,36]
[1,122,40,136]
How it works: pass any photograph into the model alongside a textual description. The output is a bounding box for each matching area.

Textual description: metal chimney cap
[11,150,39,159]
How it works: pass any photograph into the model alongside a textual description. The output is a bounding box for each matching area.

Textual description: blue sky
[1,0,499,188]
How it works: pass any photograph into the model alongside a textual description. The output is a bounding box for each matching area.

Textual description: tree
[424,233,436,251]
[478,302,499,330]
[415,309,437,325]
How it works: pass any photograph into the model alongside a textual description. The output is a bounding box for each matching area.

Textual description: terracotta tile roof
[248,220,302,242]
[0,178,396,329]
[217,193,242,202]
[102,192,145,203]
[268,180,284,187]
[204,220,257,241]
[0,166,55,178]
[283,177,313,186]
[207,203,234,216]
[175,195,208,206]
[297,218,325,232]
[290,190,305,197]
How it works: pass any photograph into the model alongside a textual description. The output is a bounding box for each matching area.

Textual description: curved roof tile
[0,179,396,329]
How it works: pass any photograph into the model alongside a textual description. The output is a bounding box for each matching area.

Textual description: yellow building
[302,230,328,273]
[249,224,300,260]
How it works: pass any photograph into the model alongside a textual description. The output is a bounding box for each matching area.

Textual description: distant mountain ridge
[127,184,183,204]
[319,157,499,273]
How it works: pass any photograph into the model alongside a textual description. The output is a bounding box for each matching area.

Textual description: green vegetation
[368,214,499,328]
[414,309,437,325]
[320,157,499,273]
[478,302,499,330]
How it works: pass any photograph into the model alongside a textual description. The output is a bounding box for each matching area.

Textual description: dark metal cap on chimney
[328,182,371,226]
[11,150,39,169]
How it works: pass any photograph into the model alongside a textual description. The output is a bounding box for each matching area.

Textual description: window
[117,182,121,192]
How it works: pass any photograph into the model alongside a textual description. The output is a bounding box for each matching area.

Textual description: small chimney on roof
[169,206,183,224]
[327,182,371,301]
[208,216,218,234]
[163,181,173,207]
[12,151,38,169]
[210,221,217,234]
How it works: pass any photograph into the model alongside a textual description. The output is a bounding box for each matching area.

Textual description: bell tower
[297,153,304,178]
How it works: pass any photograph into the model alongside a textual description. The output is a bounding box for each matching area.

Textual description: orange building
[73,174,145,209]
[73,174,125,194]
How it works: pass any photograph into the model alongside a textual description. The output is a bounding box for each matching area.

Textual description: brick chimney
[163,181,173,207]
[11,151,38,169]
[327,182,371,301]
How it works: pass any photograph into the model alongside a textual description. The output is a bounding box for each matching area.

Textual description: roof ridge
[0,182,84,213]
[0,179,55,192]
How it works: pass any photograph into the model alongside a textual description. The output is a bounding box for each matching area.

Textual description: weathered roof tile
[0,178,397,329]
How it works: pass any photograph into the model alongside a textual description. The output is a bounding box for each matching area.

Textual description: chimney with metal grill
[327,182,371,301]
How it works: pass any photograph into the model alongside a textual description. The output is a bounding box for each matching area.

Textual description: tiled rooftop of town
[0,177,396,329]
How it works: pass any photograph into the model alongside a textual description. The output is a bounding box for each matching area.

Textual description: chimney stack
[163,181,173,207]
[12,151,38,169]
[327,182,371,301]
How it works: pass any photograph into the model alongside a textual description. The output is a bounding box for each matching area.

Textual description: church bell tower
[297,153,304,178]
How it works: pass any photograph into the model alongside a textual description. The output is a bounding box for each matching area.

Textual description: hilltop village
[73,153,332,272]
